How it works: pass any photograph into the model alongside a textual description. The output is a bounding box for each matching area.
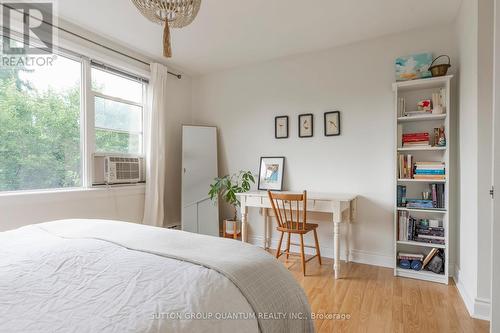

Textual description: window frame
[0,33,149,193]
[89,65,146,152]
[84,60,148,188]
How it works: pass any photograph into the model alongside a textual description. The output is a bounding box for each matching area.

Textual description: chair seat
[277,222,319,234]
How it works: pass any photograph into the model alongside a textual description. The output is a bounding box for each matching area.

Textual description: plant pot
[223,219,241,239]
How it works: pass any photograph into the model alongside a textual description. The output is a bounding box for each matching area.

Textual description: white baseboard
[453,266,491,321]
[248,235,393,268]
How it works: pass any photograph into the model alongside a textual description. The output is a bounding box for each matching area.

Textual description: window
[0,38,148,192]
[91,66,145,155]
[0,49,82,191]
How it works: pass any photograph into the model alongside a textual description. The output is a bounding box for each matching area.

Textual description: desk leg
[345,220,351,263]
[333,203,342,279]
[241,204,248,243]
[263,208,268,249]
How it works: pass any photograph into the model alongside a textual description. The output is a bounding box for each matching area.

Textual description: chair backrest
[267,190,307,231]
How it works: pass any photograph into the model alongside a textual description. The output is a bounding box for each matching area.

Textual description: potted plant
[208,170,255,238]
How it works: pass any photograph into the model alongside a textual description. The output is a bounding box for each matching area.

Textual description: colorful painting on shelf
[395,52,432,81]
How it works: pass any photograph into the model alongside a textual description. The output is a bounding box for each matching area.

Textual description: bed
[0,219,313,333]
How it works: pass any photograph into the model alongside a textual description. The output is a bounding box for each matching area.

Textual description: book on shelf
[399,159,446,180]
[397,97,406,117]
[405,110,432,117]
[423,248,439,268]
[406,199,434,209]
[397,185,407,207]
[397,183,445,209]
[430,183,445,208]
[398,211,445,244]
[414,161,446,179]
[402,132,430,147]
[398,252,424,261]
[398,154,414,179]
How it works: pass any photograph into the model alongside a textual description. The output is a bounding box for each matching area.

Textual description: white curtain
[143,63,168,227]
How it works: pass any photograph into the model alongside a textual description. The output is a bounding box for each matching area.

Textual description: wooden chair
[267,190,321,276]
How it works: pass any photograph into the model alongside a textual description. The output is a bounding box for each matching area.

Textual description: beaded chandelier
[131,0,201,58]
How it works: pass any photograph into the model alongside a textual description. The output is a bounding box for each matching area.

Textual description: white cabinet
[181,125,219,236]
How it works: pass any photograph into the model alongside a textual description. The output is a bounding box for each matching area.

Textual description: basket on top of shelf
[429,55,451,77]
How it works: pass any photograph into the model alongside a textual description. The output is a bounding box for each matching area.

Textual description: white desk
[236,191,357,279]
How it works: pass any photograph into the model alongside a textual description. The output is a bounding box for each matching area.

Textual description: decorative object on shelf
[429,55,451,77]
[437,127,446,147]
[208,170,255,238]
[275,116,289,139]
[324,111,340,136]
[395,52,433,81]
[427,250,444,273]
[298,113,314,138]
[417,99,432,112]
[131,0,202,58]
[258,157,285,191]
[431,92,443,114]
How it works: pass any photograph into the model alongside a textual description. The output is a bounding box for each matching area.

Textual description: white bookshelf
[393,75,452,285]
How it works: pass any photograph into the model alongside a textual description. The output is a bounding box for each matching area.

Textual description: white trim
[247,235,393,268]
[350,249,393,268]
[473,297,491,321]
[0,184,145,204]
[454,267,475,316]
[453,266,491,321]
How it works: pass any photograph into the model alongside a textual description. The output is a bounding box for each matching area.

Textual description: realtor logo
[1,1,54,55]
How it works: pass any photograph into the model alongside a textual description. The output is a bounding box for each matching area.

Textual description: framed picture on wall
[324,111,341,136]
[298,113,314,138]
[258,156,285,191]
[275,116,289,139]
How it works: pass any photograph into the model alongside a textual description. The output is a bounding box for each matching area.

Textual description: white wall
[455,0,479,315]
[454,0,494,320]
[164,74,192,226]
[476,0,494,307]
[191,25,458,265]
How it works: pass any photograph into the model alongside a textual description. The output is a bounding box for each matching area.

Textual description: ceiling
[58,0,462,76]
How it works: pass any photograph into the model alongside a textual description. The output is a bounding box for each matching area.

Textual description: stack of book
[415,223,445,245]
[398,154,414,179]
[402,132,430,148]
[398,252,424,270]
[398,252,424,261]
[406,198,434,209]
[414,162,446,180]
[398,211,445,245]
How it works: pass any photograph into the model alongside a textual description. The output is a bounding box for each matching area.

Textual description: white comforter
[0,224,259,333]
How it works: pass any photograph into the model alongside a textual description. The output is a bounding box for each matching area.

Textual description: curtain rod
[3,4,182,79]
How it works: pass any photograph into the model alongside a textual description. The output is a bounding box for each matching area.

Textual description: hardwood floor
[273,252,489,333]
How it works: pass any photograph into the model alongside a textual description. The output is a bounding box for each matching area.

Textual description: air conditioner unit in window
[93,154,145,185]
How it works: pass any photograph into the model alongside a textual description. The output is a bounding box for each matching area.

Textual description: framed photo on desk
[258,157,285,191]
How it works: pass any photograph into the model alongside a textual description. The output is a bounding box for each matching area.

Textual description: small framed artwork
[275,116,289,139]
[298,113,314,138]
[324,111,341,136]
[258,156,285,191]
